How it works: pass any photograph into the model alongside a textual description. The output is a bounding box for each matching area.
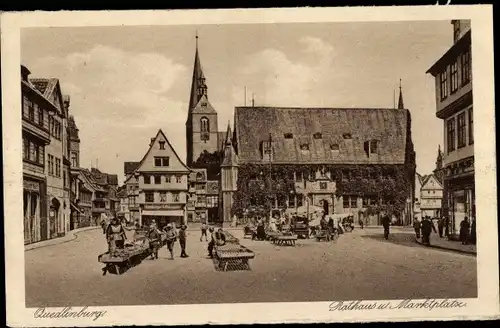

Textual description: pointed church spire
[225,121,232,145]
[189,32,207,112]
[398,79,405,109]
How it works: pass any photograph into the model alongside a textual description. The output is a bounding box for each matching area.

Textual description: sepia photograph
[2,5,498,326]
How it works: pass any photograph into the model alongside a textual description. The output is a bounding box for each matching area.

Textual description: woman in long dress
[106,217,127,255]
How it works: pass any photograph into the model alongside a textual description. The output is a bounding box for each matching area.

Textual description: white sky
[21,21,453,185]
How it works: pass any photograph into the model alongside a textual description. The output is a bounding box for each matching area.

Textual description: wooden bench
[272,235,298,246]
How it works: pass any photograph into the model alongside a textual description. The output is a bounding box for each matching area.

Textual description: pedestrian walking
[164,224,177,260]
[200,221,208,242]
[381,213,391,240]
[413,218,421,239]
[147,220,162,260]
[459,217,470,245]
[421,217,433,246]
[207,227,216,258]
[178,225,189,258]
[437,217,444,238]
[359,218,364,229]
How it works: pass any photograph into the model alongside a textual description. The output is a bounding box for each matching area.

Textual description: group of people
[314,213,344,241]
[412,215,476,246]
[102,216,189,260]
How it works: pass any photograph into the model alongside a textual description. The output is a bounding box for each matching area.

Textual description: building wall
[188,112,219,163]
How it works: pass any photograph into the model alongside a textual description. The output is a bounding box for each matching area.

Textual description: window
[370,140,378,154]
[30,193,38,217]
[173,193,180,202]
[38,145,44,165]
[176,175,182,183]
[55,158,61,177]
[143,175,151,184]
[158,141,166,150]
[154,175,161,184]
[343,196,351,208]
[200,117,209,133]
[207,196,218,208]
[28,101,35,121]
[288,194,295,207]
[23,138,29,160]
[63,171,66,187]
[71,153,77,167]
[461,50,471,85]
[154,157,169,167]
[296,172,302,182]
[313,132,322,139]
[263,141,272,154]
[48,154,54,175]
[343,133,352,139]
[38,108,44,126]
[450,60,459,93]
[297,195,303,207]
[330,144,340,151]
[284,133,293,139]
[320,182,327,190]
[440,70,448,100]
[159,192,166,202]
[468,107,474,145]
[300,143,309,151]
[446,118,456,153]
[277,195,286,207]
[145,192,154,202]
[457,112,466,148]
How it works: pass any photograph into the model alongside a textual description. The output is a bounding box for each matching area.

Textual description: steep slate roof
[206,180,219,195]
[124,162,140,176]
[234,107,410,165]
[421,174,443,189]
[217,131,225,152]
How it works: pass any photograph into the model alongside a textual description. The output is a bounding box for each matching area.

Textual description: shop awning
[70,203,82,214]
[142,210,184,216]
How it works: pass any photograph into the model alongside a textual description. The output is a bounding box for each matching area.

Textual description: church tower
[185,34,219,166]
[220,123,238,224]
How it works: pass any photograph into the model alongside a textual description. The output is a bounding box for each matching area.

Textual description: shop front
[446,174,475,237]
[140,205,186,229]
[23,177,47,245]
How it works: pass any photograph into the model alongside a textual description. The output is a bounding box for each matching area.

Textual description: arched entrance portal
[50,198,60,239]
[321,200,329,215]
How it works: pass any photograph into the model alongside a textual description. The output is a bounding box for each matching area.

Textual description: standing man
[164,224,177,260]
[413,218,421,239]
[381,212,391,240]
[207,227,216,258]
[178,224,189,258]
[444,216,450,238]
[200,221,208,242]
[147,220,162,260]
[437,217,444,238]
[459,217,470,245]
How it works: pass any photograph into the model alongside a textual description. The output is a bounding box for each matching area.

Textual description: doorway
[322,200,329,215]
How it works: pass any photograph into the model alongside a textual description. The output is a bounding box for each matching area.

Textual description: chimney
[63,95,71,110]
[21,65,31,82]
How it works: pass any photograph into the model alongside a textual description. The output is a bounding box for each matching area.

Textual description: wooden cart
[98,244,149,275]
[215,244,255,271]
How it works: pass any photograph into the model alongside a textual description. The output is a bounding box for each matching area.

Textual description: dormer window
[364,140,379,156]
[284,133,293,139]
[330,143,340,151]
[313,132,322,139]
[343,133,352,139]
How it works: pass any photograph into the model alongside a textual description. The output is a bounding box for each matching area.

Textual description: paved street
[25,227,477,307]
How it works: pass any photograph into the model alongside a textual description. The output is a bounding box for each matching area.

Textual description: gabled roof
[29,77,65,113]
[416,172,424,185]
[217,131,225,152]
[421,174,443,189]
[234,106,410,165]
[124,161,140,176]
[135,129,191,173]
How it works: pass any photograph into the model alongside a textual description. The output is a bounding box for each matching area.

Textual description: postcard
[2,5,498,327]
